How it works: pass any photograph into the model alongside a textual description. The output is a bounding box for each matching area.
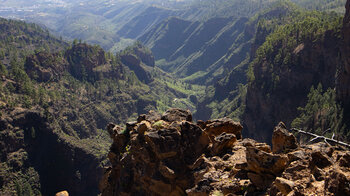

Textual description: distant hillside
[0,0,345,52]
[0,18,67,63]
[0,17,203,196]
[140,16,251,84]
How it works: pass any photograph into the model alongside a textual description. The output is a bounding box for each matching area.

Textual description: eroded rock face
[0,109,103,196]
[161,108,192,122]
[25,52,68,82]
[120,53,153,84]
[337,0,350,119]
[100,112,350,196]
[272,122,298,153]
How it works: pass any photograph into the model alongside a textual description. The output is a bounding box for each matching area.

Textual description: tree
[0,61,7,76]
[72,39,78,46]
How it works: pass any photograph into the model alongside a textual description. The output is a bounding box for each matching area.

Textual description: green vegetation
[249,7,342,85]
[292,0,346,13]
[0,0,349,194]
[292,84,348,141]
[0,17,205,195]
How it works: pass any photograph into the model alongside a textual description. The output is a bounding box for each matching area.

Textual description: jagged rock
[310,151,332,169]
[137,120,151,135]
[211,133,237,155]
[338,152,350,167]
[144,127,182,159]
[55,191,69,196]
[325,169,350,195]
[274,177,295,195]
[245,146,288,175]
[242,138,271,153]
[101,109,350,196]
[245,146,288,189]
[101,109,213,196]
[203,117,243,140]
[287,150,306,162]
[272,122,298,154]
[161,108,192,122]
[137,110,162,123]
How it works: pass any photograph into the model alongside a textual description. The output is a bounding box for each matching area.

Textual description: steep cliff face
[65,43,108,82]
[25,52,68,82]
[100,109,350,196]
[242,11,342,143]
[338,0,350,118]
[119,42,155,84]
[0,109,103,196]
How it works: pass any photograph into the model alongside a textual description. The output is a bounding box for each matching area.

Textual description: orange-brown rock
[55,191,69,196]
[202,117,243,140]
[161,108,192,122]
[272,122,298,153]
[101,112,350,196]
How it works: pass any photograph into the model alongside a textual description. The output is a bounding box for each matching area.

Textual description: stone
[55,191,69,196]
[145,110,162,123]
[161,108,192,122]
[288,150,306,162]
[339,152,350,167]
[211,133,237,155]
[274,177,295,195]
[245,146,288,175]
[126,121,137,131]
[325,169,350,195]
[311,151,332,169]
[101,109,350,196]
[247,172,275,190]
[159,162,176,179]
[106,123,123,138]
[137,120,151,135]
[204,118,243,140]
[144,128,181,159]
[272,122,298,154]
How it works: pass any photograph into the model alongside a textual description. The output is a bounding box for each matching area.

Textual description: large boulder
[201,117,243,140]
[161,108,192,122]
[272,122,298,153]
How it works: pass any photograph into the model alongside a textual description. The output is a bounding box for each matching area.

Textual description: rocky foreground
[100,108,350,196]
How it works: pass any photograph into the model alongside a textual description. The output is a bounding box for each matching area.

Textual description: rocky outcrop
[100,109,350,196]
[65,43,108,82]
[25,52,68,82]
[120,53,153,83]
[119,43,155,84]
[0,109,103,196]
[272,122,298,153]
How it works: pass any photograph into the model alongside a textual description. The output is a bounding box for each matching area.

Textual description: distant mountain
[0,17,202,196]
[0,0,345,52]
[140,16,251,85]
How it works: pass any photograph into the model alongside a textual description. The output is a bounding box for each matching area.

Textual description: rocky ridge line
[100,108,350,196]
